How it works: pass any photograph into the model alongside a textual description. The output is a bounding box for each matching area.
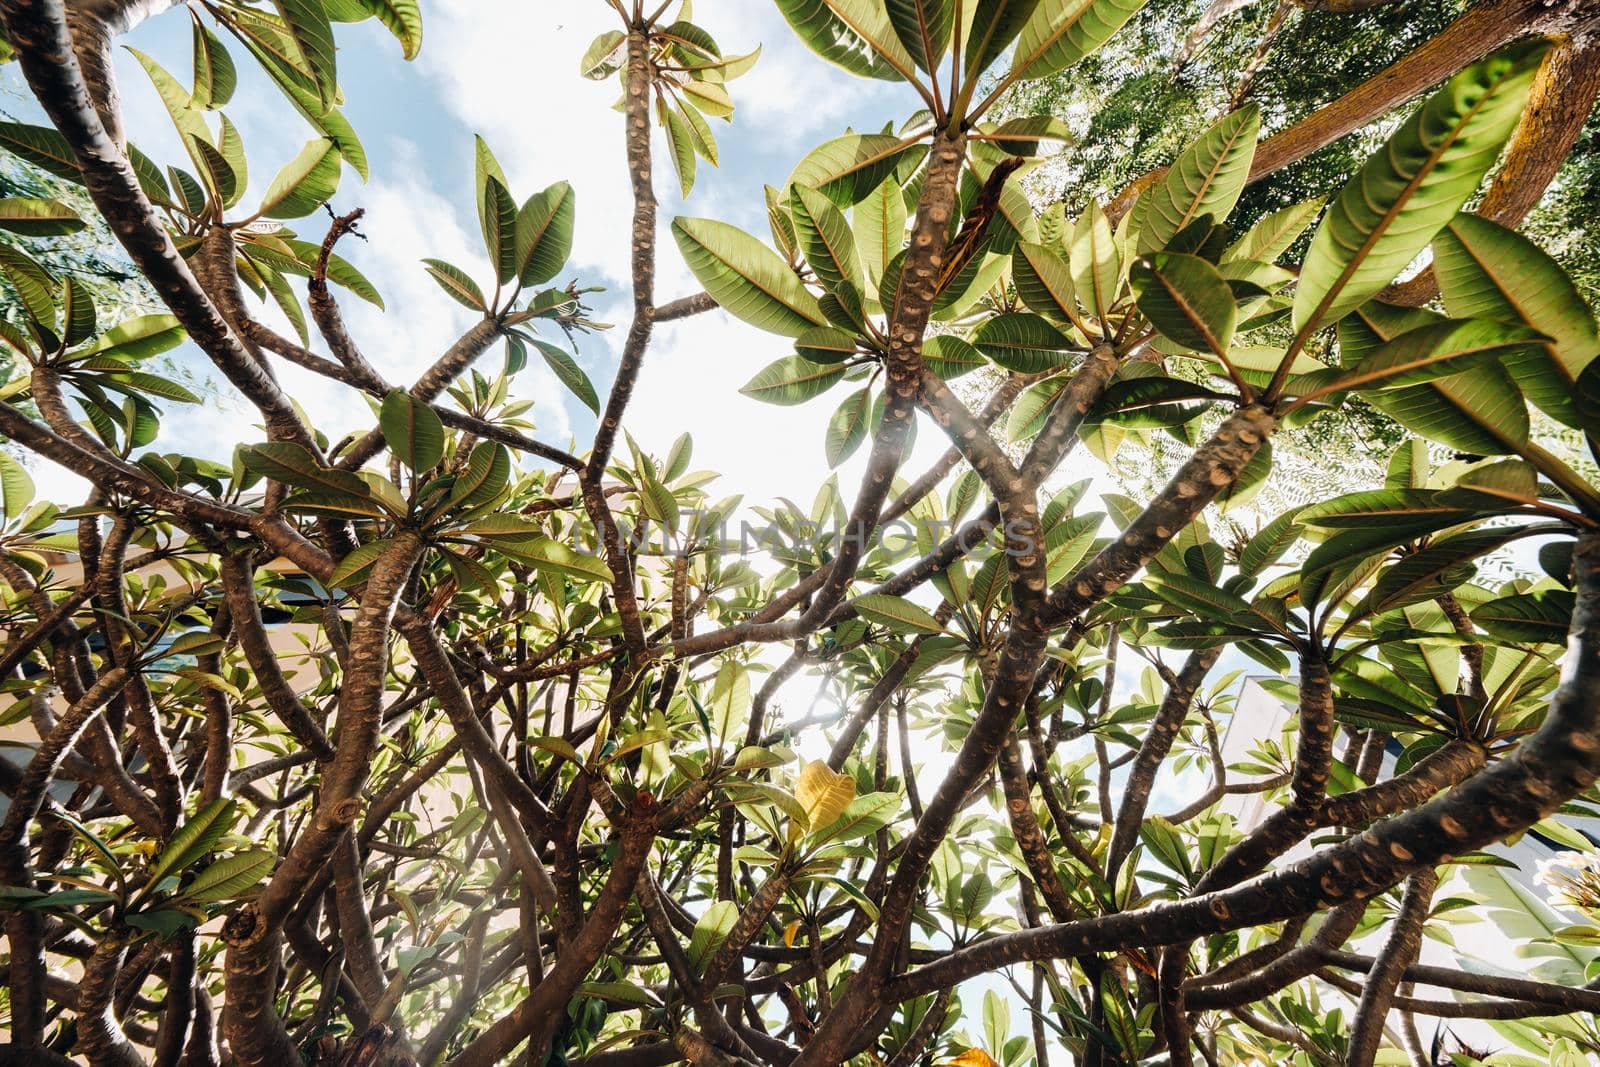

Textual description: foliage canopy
[0,1,1599,1066]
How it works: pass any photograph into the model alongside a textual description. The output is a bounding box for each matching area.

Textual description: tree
[0,1,1598,1065]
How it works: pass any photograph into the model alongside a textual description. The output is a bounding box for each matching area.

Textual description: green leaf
[825,387,871,467]
[924,334,986,380]
[144,799,238,894]
[773,3,885,77]
[125,910,198,937]
[809,791,899,847]
[853,592,944,634]
[1223,197,1324,264]
[191,21,238,109]
[1471,590,1574,645]
[168,166,207,215]
[677,98,720,166]
[1143,572,1255,620]
[191,136,239,208]
[527,735,583,764]
[240,441,371,497]
[0,244,56,326]
[976,115,1074,158]
[253,259,309,344]
[0,122,83,184]
[259,137,341,219]
[1297,488,1480,530]
[1293,41,1548,336]
[279,491,389,520]
[795,326,860,364]
[1135,105,1259,255]
[819,872,879,919]
[673,217,825,337]
[965,0,1042,79]
[885,0,954,73]
[380,390,444,472]
[1130,252,1235,356]
[214,117,248,209]
[515,181,576,288]
[1432,212,1598,426]
[99,370,198,404]
[637,465,680,532]
[1010,0,1151,80]
[421,258,486,310]
[1012,241,1078,325]
[581,28,627,78]
[0,197,84,236]
[1368,361,1529,456]
[60,277,95,347]
[709,659,751,744]
[1338,317,1549,392]
[1578,360,1600,443]
[972,312,1072,372]
[0,452,35,520]
[854,174,908,289]
[342,0,422,59]
[686,900,740,973]
[179,851,274,903]
[273,0,338,113]
[1353,526,1531,620]
[739,356,846,404]
[1070,201,1119,324]
[128,49,214,162]
[1236,506,1304,577]
[248,237,382,307]
[791,184,862,295]
[489,535,614,584]
[661,101,698,198]
[1007,376,1067,442]
[1088,374,1221,428]
[448,442,510,509]
[526,338,599,415]
[578,981,658,1008]
[787,133,921,206]
[83,314,185,361]
[480,177,518,285]
[681,80,734,119]
[1338,304,1531,456]
[328,538,392,588]
[774,0,916,82]
[1386,439,1430,489]
[661,21,720,61]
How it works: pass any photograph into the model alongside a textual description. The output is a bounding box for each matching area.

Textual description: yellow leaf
[796,760,855,836]
[783,919,801,948]
[944,1051,999,1067]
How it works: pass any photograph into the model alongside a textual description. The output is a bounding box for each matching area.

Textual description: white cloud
[627,309,957,513]
[421,1,637,286]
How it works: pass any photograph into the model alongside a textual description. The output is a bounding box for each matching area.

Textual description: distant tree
[0,2,1599,1066]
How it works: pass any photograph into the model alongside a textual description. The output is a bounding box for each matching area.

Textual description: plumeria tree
[1,1,1599,1066]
